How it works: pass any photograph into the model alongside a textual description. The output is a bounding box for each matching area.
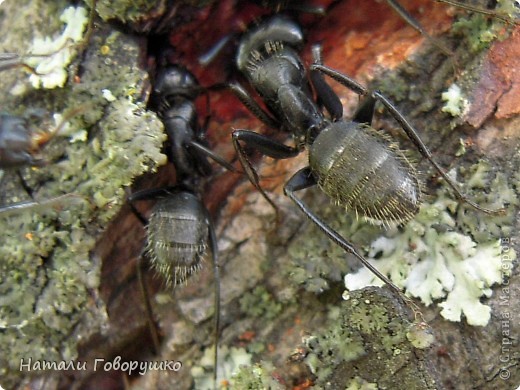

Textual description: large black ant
[227,15,505,303]
[128,64,236,386]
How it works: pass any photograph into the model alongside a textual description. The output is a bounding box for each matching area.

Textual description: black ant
[0,112,59,169]
[0,108,88,214]
[227,15,505,304]
[127,64,236,387]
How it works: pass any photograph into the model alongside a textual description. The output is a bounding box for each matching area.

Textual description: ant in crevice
[127,63,237,387]
[225,15,505,308]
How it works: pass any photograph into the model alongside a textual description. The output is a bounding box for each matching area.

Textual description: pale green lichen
[230,362,282,390]
[406,321,435,349]
[285,195,382,294]
[441,84,468,117]
[346,376,379,390]
[192,345,253,390]
[451,0,518,53]
[344,162,516,326]
[26,6,89,89]
[239,286,283,321]
[304,305,366,375]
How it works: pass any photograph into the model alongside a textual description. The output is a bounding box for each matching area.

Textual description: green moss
[452,14,497,53]
[451,0,516,53]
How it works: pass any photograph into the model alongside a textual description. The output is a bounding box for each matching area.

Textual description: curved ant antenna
[436,0,519,24]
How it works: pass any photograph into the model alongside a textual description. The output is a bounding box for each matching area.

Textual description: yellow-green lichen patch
[0,2,167,387]
[87,0,166,25]
[304,288,437,388]
[239,286,283,321]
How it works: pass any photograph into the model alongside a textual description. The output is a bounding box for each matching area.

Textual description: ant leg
[189,141,237,173]
[136,251,161,353]
[127,187,174,226]
[312,45,376,125]
[232,129,300,212]
[312,64,505,215]
[352,95,377,125]
[310,64,368,95]
[199,34,235,65]
[0,53,40,74]
[127,189,171,353]
[0,193,88,216]
[384,0,454,57]
[284,167,419,311]
[207,216,220,388]
[219,82,282,129]
[435,0,518,24]
[310,45,343,120]
[372,90,505,215]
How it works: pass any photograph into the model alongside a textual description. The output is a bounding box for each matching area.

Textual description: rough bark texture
[0,1,518,389]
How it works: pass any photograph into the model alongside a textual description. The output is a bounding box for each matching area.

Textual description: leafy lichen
[344,162,516,326]
[87,0,165,24]
[441,84,468,117]
[26,6,89,89]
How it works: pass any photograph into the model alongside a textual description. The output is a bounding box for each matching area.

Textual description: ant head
[153,65,199,101]
[237,15,304,72]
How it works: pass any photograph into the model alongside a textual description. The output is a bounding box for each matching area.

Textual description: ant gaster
[128,64,235,385]
[228,16,505,300]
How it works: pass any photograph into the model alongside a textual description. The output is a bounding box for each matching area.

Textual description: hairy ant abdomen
[310,121,421,223]
[146,191,209,287]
